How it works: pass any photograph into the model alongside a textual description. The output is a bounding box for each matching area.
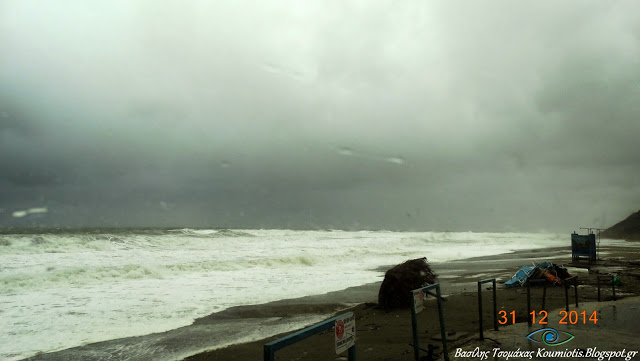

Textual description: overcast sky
[1,1,639,231]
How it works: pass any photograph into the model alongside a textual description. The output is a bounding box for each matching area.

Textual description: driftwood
[378,257,437,309]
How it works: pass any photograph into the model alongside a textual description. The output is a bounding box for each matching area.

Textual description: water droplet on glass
[12,210,27,218]
[385,157,406,165]
[12,207,47,217]
[337,147,354,156]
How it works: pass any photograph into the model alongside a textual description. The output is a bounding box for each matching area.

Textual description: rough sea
[0,229,568,360]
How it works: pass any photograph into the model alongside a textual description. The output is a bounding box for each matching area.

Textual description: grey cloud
[1,1,639,231]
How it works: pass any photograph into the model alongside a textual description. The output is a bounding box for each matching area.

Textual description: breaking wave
[0,229,570,361]
[167,228,254,238]
[2,253,320,293]
[0,230,256,256]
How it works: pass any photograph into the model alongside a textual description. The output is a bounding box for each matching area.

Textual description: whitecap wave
[0,230,567,361]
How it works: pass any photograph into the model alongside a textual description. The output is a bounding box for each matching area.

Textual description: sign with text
[334,312,355,354]
[413,289,425,313]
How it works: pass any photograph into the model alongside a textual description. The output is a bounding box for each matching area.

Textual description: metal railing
[410,283,449,361]
[597,275,617,301]
[563,276,579,312]
[477,278,498,339]
[526,279,547,327]
[263,312,356,361]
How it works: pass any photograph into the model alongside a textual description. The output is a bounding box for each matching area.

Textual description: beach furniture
[504,266,534,287]
[504,261,570,287]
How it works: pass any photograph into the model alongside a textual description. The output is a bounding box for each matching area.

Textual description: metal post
[564,282,569,313]
[436,286,449,361]
[612,275,616,301]
[264,345,274,361]
[492,279,498,331]
[478,279,498,338]
[411,297,420,361]
[410,284,448,361]
[526,281,532,327]
[574,277,579,307]
[477,281,484,340]
[263,312,356,361]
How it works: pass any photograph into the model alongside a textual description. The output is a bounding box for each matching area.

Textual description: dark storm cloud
[1,1,639,230]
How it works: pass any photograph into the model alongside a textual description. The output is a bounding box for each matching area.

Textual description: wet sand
[184,243,640,361]
[23,244,639,361]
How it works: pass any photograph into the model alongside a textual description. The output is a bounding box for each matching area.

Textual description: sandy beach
[183,243,640,361]
[5,2,640,359]
[20,242,638,361]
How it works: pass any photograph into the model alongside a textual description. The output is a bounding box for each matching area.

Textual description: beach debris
[414,343,438,361]
[378,257,438,309]
[504,261,572,287]
[364,323,381,330]
[432,331,468,341]
[408,343,438,354]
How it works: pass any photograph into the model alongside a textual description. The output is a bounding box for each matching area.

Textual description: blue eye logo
[526,328,575,346]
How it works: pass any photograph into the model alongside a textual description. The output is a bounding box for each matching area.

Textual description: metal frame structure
[410,283,449,361]
[572,231,597,262]
[526,279,547,327]
[477,278,498,339]
[563,276,579,312]
[597,275,617,302]
[263,312,356,361]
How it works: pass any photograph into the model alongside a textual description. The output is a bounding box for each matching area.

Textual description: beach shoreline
[20,242,639,361]
[183,243,640,361]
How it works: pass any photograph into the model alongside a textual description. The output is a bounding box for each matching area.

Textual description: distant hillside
[601,210,640,241]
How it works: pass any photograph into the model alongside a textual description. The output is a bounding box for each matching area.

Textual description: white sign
[413,289,425,314]
[335,312,356,354]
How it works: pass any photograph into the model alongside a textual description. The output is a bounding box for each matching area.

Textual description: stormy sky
[1,1,639,231]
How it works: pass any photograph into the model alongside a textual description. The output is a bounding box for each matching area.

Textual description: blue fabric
[504,266,534,287]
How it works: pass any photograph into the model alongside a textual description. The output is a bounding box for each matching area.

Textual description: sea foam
[1,229,568,360]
